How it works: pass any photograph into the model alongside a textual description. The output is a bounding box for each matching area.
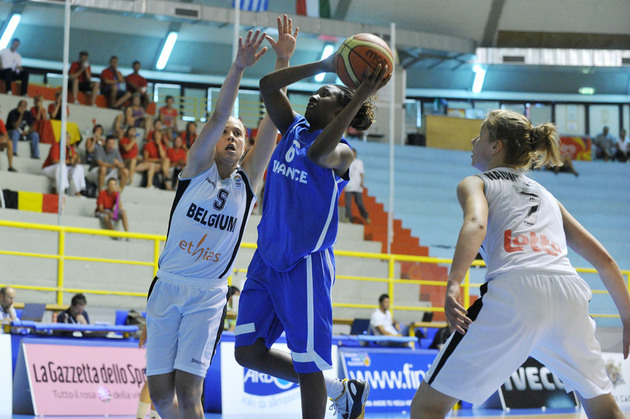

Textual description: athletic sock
[325,376,345,400]
[136,401,150,418]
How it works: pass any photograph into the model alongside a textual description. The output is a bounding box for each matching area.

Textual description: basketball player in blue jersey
[411,110,630,418]
[233,55,390,417]
[145,18,299,419]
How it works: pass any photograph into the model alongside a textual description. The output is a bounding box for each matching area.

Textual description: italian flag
[296,0,331,18]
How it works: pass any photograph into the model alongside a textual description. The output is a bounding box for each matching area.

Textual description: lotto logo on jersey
[504,230,561,256]
[243,369,299,396]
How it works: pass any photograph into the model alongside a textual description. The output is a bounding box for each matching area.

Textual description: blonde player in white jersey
[146,17,298,419]
[411,109,630,419]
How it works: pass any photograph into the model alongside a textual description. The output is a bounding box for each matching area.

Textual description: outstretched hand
[266,14,299,61]
[235,30,268,70]
[355,64,391,98]
[444,281,472,335]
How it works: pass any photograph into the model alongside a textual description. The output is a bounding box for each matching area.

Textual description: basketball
[334,33,394,89]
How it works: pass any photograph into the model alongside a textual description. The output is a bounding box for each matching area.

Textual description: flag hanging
[233,0,269,12]
[296,0,331,18]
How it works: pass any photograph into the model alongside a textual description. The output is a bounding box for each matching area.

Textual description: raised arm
[559,201,630,358]
[445,176,487,334]
[241,14,298,192]
[307,63,390,176]
[180,30,267,179]
[259,59,332,135]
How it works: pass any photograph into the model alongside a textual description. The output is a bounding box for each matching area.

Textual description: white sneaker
[329,378,370,419]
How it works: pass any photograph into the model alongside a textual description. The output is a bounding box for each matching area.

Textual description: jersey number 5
[214,188,229,211]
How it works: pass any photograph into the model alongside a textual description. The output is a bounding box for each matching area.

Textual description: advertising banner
[221,341,339,415]
[19,342,147,415]
[497,357,577,409]
[602,352,630,408]
[0,335,11,415]
[559,136,591,161]
[340,348,437,414]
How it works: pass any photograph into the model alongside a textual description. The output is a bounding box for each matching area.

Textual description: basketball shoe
[329,378,370,419]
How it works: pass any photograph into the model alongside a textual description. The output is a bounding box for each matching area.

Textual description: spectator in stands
[120,125,155,187]
[615,128,628,163]
[0,286,17,325]
[85,124,105,166]
[57,293,90,324]
[593,126,616,161]
[87,135,129,191]
[7,99,39,159]
[343,148,370,224]
[0,38,28,96]
[101,56,131,109]
[370,293,406,337]
[143,130,171,190]
[95,177,129,234]
[181,121,198,149]
[158,95,178,132]
[125,60,150,109]
[31,94,47,121]
[42,131,86,196]
[69,51,98,106]
[545,150,579,177]
[129,93,151,133]
[113,106,134,139]
[166,134,187,188]
[48,90,69,120]
[0,106,16,172]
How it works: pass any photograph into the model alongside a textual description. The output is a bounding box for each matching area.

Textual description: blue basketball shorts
[234,248,335,373]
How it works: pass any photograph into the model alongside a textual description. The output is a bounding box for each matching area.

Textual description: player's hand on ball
[355,64,391,98]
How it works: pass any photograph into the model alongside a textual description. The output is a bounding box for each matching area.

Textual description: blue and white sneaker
[329,378,370,419]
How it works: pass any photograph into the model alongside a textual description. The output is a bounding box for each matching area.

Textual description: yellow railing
[1,219,629,320]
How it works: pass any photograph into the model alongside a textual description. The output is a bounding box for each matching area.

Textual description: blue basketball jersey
[257,115,350,271]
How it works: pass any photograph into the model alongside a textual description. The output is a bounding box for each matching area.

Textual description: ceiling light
[578,87,595,95]
[0,14,21,50]
[156,31,178,71]
[472,64,486,94]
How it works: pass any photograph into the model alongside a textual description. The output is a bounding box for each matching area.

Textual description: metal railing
[1,219,628,319]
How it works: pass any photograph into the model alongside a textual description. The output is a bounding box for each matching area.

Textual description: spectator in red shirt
[69,51,98,106]
[125,61,150,109]
[100,56,131,109]
[119,125,156,187]
[31,94,47,121]
[158,95,178,131]
[181,121,198,149]
[0,106,16,172]
[167,135,187,188]
[143,130,171,190]
[48,90,69,120]
[95,178,129,234]
[41,132,86,196]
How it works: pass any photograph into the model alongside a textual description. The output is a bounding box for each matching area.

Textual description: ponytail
[485,109,563,170]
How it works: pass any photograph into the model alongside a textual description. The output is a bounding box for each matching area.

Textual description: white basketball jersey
[157,163,256,286]
[478,167,576,281]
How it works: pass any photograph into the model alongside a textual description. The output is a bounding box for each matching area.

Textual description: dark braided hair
[335,85,377,131]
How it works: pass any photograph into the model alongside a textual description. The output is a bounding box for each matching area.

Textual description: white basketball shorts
[425,272,612,405]
[146,277,228,377]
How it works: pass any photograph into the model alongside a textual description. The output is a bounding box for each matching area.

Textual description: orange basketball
[334,33,394,90]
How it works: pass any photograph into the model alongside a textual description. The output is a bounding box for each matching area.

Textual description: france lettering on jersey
[157,163,256,285]
[257,115,349,271]
[478,167,576,281]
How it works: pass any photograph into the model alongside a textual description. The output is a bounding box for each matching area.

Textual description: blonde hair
[484,109,563,169]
